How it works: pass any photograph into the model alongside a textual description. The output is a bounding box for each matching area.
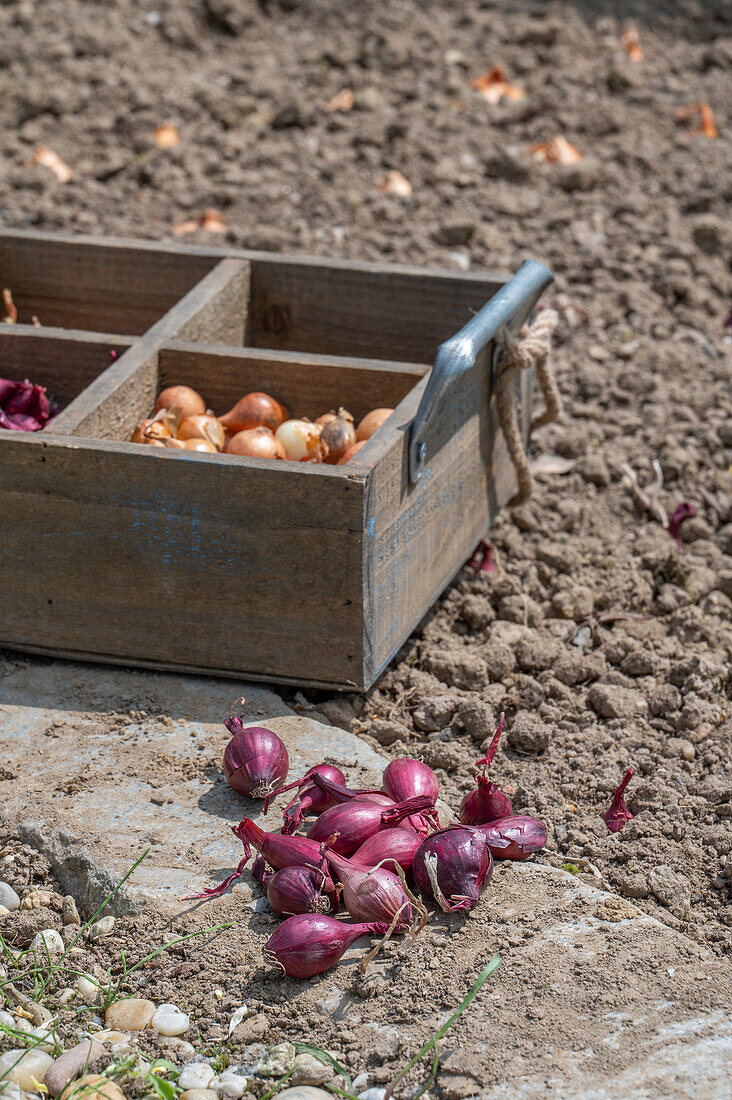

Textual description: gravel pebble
[75,975,102,1005]
[0,1048,54,1090]
[151,1003,190,1036]
[209,1071,249,1098]
[178,1064,215,1091]
[30,929,64,956]
[61,897,80,926]
[59,1074,124,1100]
[44,1039,106,1097]
[105,997,155,1031]
[88,916,115,941]
[0,882,21,912]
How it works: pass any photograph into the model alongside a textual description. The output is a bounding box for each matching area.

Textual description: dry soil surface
[1,0,731,1097]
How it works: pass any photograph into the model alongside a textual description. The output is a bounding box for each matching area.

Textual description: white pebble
[151,1004,190,1037]
[0,882,20,912]
[93,1030,131,1053]
[210,1071,248,1098]
[178,1065,215,1091]
[57,989,75,1006]
[0,1009,16,1028]
[358,1090,386,1100]
[0,1048,53,1090]
[275,1090,332,1100]
[352,1075,369,1090]
[0,1084,26,1100]
[88,916,115,941]
[75,975,102,1005]
[0,905,10,916]
[30,929,64,956]
[31,1026,58,1053]
[12,1018,32,1035]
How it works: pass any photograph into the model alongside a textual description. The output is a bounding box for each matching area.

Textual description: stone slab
[316,862,732,1100]
[0,659,386,914]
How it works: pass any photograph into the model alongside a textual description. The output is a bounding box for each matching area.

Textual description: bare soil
[1,0,731,1095]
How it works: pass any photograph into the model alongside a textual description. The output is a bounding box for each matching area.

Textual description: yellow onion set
[129,384,394,464]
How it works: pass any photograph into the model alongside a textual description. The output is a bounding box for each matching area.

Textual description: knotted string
[495,308,561,506]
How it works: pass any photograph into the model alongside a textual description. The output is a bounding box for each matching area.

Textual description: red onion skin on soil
[323,848,414,930]
[263,914,389,978]
[475,816,547,860]
[458,713,513,826]
[351,828,423,874]
[602,768,634,833]
[222,718,289,800]
[412,825,494,912]
[307,794,435,857]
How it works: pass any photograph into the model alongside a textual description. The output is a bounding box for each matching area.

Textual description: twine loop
[495,308,561,506]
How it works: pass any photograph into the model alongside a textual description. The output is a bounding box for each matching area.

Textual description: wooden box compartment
[0,230,553,690]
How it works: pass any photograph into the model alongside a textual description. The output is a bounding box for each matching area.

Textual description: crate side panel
[0,437,366,687]
[363,347,529,685]
[0,235,219,335]
[249,260,504,364]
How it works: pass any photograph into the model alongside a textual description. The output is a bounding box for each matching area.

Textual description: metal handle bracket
[408,259,554,484]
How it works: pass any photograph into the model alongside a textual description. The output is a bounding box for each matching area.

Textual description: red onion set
[197,703,550,979]
[130,382,393,464]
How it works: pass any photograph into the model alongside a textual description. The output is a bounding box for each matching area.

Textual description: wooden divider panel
[47,259,249,438]
[157,344,426,426]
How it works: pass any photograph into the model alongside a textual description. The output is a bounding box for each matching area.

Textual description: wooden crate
[0,230,553,690]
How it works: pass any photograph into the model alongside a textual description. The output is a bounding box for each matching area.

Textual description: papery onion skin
[130,418,162,444]
[261,864,337,917]
[219,392,288,434]
[356,408,393,441]
[178,413,225,450]
[338,440,367,464]
[155,385,206,419]
[223,718,289,799]
[601,768,634,833]
[323,848,413,931]
[307,794,434,857]
[320,411,356,464]
[226,426,286,459]
[275,419,322,461]
[351,828,423,874]
[412,825,493,912]
[263,914,388,979]
[459,713,513,826]
[475,815,547,861]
